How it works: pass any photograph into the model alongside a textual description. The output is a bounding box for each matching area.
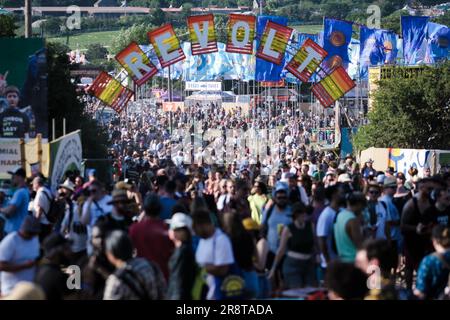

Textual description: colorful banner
[402,16,430,65]
[425,22,450,63]
[187,14,218,55]
[286,38,328,82]
[388,148,432,180]
[148,24,185,68]
[256,20,293,65]
[115,42,158,86]
[226,14,256,54]
[323,18,353,70]
[49,130,82,193]
[311,66,355,107]
[89,71,134,113]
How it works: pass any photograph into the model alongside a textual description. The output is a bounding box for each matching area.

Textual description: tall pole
[25,0,32,38]
[168,65,173,134]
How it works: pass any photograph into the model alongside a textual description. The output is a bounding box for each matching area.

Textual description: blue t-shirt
[380,195,402,242]
[416,251,450,299]
[262,205,292,254]
[160,196,177,220]
[4,187,30,234]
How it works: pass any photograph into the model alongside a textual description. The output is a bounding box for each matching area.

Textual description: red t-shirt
[129,218,174,280]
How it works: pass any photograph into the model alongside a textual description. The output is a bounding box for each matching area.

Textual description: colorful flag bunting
[286,38,328,82]
[256,20,293,65]
[226,14,256,54]
[148,24,185,68]
[312,66,355,107]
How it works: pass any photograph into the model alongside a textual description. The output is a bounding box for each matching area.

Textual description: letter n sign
[148,24,185,68]
[256,21,293,65]
[115,42,158,86]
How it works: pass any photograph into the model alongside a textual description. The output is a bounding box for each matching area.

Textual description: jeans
[242,270,260,299]
[282,256,316,289]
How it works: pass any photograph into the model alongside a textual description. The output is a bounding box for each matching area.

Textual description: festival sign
[89,71,134,113]
[187,14,218,55]
[148,24,185,68]
[0,139,22,179]
[311,66,355,107]
[256,21,293,65]
[286,38,328,82]
[115,42,158,86]
[226,14,256,54]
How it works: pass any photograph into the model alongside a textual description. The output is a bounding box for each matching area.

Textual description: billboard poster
[0,38,48,140]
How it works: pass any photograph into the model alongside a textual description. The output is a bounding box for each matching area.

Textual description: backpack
[433,253,450,300]
[41,189,65,224]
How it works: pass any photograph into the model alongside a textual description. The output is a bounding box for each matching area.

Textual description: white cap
[167,213,193,231]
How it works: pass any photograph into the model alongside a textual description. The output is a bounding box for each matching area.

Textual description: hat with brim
[7,167,26,178]
[59,179,75,192]
[166,212,193,232]
[383,176,397,188]
[107,189,132,205]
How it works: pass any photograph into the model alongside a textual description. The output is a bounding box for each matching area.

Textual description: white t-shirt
[0,232,40,295]
[195,229,235,300]
[316,206,338,268]
[33,187,52,225]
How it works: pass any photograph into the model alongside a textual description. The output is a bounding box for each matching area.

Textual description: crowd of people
[0,97,449,301]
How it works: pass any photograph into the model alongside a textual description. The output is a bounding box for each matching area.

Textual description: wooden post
[24,0,32,38]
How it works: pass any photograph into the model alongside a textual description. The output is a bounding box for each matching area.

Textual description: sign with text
[226,14,256,54]
[286,38,328,82]
[0,139,21,179]
[187,14,218,55]
[256,21,293,65]
[148,24,185,68]
[185,81,222,91]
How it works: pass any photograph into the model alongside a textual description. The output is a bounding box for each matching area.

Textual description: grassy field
[292,25,323,34]
[48,30,121,52]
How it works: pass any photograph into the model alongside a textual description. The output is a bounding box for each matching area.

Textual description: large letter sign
[311,66,355,107]
[256,21,293,65]
[115,42,158,86]
[148,24,185,68]
[286,38,328,82]
[226,14,256,54]
[187,14,218,55]
[89,72,134,113]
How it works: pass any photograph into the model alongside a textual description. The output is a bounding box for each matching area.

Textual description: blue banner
[402,16,429,65]
[255,15,288,82]
[323,18,353,70]
[425,22,450,63]
[359,27,398,79]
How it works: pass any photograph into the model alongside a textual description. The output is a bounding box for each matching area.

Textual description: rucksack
[41,189,65,224]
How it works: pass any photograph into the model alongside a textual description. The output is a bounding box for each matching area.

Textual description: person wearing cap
[380,176,403,245]
[0,168,30,235]
[166,213,196,300]
[0,216,41,295]
[0,86,30,138]
[35,233,72,300]
[261,182,292,289]
[334,192,367,263]
[361,159,377,180]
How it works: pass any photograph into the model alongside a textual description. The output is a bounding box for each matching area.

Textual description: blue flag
[359,27,398,79]
[402,16,430,65]
[323,18,353,70]
[425,22,450,63]
[255,15,288,81]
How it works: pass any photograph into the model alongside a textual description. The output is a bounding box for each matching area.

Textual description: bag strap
[40,189,53,218]
[93,200,105,215]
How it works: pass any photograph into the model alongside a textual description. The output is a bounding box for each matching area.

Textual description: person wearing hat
[59,179,88,264]
[0,86,30,138]
[361,159,377,180]
[0,216,41,295]
[166,213,196,300]
[379,176,402,263]
[35,233,72,300]
[0,168,30,235]
[99,188,135,232]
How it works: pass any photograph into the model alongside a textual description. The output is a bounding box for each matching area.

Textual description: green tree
[0,14,16,37]
[110,23,152,54]
[353,63,450,151]
[47,42,108,159]
[42,17,64,36]
[86,43,108,61]
[150,8,167,27]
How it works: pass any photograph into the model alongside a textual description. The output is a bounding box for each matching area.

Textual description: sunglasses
[277,196,288,200]
[369,190,380,195]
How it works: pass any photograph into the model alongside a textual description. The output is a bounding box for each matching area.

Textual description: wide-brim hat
[59,179,75,192]
[107,189,132,205]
